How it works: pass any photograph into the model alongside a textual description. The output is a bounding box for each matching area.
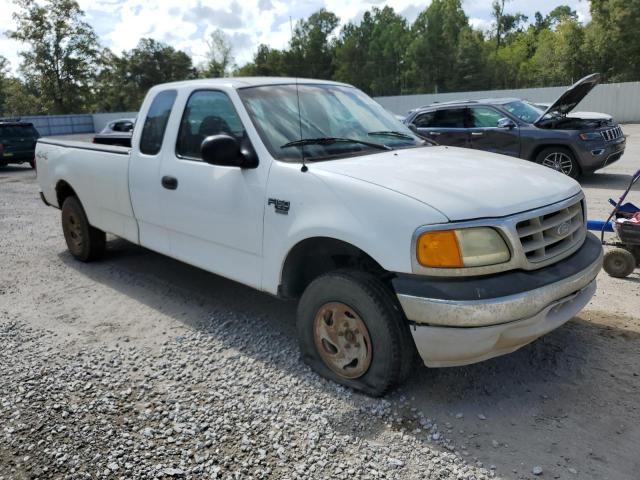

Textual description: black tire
[61,196,106,262]
[603,248,636,278]
[535,147,580,179]
[297,269,417,396]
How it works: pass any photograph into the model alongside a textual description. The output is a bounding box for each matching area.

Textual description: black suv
[0,119,40,169]
[403,74,625,179]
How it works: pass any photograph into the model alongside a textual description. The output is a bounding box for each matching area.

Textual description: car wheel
[603,248,636,278]
[61,196,106,262]
[536,147,580,179]
[297,269,417,396]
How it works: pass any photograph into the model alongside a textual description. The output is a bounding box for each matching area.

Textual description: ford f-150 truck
[36,78,603,396]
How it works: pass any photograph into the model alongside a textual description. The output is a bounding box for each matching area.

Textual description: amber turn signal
[416,230,463,268]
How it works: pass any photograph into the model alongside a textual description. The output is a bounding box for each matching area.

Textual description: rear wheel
[536,147,580,179]
[603,248,636,278]
[61,196,106,262]
[297,269,417,396]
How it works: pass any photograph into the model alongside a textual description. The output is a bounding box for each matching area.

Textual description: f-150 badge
[268,198,290,215]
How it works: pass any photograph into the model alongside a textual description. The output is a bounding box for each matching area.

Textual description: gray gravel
[0,318,493,479]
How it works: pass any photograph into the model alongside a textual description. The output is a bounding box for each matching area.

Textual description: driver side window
[176,90,246,160]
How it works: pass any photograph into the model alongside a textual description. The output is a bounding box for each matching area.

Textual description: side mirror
[498,118,516,129]
[201,134,258,168]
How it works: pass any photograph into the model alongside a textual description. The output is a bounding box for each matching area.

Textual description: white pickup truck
[37,78,603,396]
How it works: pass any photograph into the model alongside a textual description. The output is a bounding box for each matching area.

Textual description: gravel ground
[1,127,640,479]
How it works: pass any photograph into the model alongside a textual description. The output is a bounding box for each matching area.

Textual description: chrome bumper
[395,233,603,367]
[397,246,602,328]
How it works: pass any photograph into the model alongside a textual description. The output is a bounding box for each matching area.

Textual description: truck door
[413,108,470,148]
[129,89,178,255]
[158,89,267,289]
[468,106,520,158]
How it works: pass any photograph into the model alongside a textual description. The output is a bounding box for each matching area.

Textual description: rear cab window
[139,90,178,155]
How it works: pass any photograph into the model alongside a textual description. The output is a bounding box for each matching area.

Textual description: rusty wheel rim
[65,212,84,252]
[313,302,372,379]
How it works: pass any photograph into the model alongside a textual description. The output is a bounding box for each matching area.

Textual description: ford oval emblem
[556,221,571,236]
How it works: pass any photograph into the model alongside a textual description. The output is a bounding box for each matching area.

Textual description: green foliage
[199,29,235,78]
[8,0,100,114]
[94,39,197,112]
[5,0,640,115]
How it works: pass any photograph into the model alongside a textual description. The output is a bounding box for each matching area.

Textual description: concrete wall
[375,81,640,123]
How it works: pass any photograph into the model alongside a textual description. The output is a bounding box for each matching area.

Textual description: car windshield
[502,101,544,124]
[238,84,425,161]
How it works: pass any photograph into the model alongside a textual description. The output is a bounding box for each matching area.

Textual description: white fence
[375,81,640,123]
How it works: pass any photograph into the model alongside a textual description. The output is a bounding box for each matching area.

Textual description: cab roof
[154,77,351,90]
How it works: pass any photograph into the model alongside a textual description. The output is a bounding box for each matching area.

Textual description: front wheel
[603,248,636,278]
[61,196,106,262]
[297,270,417,396]
[536,147,580,179]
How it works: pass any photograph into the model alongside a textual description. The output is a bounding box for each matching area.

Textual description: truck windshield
[238,84,425,161]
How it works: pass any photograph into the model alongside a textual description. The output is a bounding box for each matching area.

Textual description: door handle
[428,131,441,136]
[161,175,178,190]
[471,132,484,136]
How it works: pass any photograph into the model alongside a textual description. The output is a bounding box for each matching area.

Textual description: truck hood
[312,146,581,222]
[534,73,601,125]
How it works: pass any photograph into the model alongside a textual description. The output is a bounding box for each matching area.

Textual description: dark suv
[403,74,625,179]
[0,119,40,169]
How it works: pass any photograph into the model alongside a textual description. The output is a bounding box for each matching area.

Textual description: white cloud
[0,0,591,75]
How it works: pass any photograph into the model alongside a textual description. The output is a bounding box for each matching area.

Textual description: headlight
[579,132,601,141]
[416,227,510,268]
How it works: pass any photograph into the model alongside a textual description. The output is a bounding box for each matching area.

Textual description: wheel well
[279,237,386,299]
[55,180,76,208]
[530,144,577,162]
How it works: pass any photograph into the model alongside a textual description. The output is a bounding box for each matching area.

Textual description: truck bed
[36,138,139,244]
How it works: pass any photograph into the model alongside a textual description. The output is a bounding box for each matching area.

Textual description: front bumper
[394,232,603,367]
[577,136,626,173]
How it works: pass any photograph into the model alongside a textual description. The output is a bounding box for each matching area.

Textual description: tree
[8,0,101,113]
[334,7,410,95]
[0,56,9,115]
[288,9,339,79]
[587,0,640,81]
[236,44,285,76]
[200,29,235,78]
[492,0,528,49]
[406,0,469,93]
[94,39,197,111]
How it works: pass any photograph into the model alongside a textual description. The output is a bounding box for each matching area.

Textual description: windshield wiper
[281,137,391,151]
[368,130,414,140]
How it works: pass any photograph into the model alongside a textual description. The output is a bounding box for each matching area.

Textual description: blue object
[587,220,614,232]
[607,199,639,214]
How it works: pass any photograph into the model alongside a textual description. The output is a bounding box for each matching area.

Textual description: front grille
[516,200,585,263]
[601,126,623,142]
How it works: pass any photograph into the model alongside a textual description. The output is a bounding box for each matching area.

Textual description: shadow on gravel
[58,237,640,479]
[0,165,33,174]
[580,172,639,191]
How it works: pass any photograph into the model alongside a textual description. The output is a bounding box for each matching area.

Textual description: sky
[0,0,591,74]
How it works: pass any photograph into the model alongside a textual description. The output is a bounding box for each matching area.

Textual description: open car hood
[534,73,601,125]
